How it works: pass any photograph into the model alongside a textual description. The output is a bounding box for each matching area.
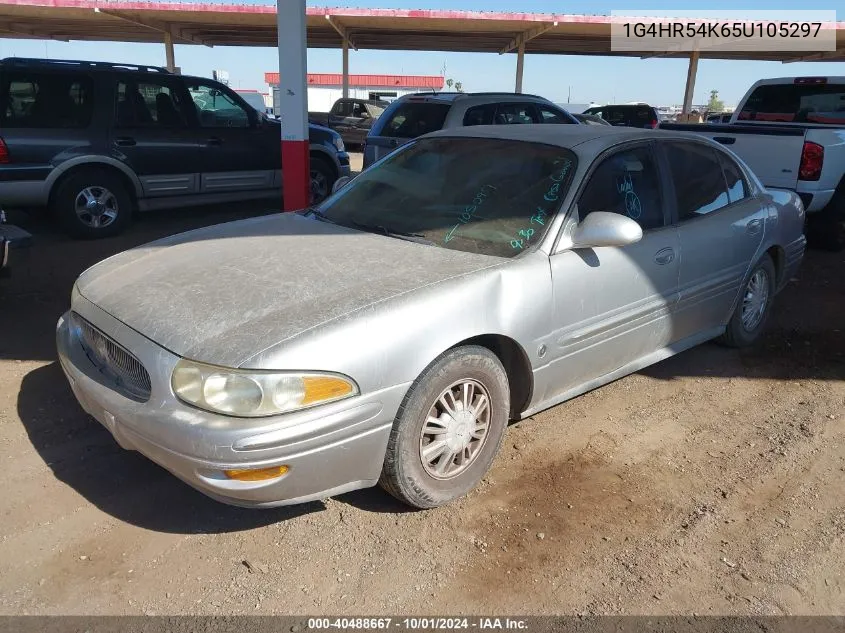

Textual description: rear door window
[493,103,538,124]
[0,71,94,128]
[115,79,190,128]
[664,142,731,221]
[719,154,749,203]
[737,83,845,124]
[463,104,495,126]
[379,101,450,138]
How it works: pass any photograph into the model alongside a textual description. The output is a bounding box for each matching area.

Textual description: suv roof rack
[0,57,170,74]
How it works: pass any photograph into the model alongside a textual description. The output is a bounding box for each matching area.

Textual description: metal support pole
[277,0,310,211]
[682,50,700,114]
[164,31,175,72]
[515,40,525,93]
[342,37,349,99]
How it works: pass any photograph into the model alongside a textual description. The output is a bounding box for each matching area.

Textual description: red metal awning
[0,0,843,62]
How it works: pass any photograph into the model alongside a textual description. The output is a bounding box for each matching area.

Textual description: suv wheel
[52,168,133,239]
[310,157,336,205]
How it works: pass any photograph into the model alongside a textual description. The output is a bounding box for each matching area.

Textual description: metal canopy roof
[0,1,844,63]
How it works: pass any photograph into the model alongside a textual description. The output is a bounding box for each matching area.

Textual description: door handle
[206,137,223,146]
[114,137,136,147]
[654,247,675,265]
[747,218,763,234]
[713,136,736,145]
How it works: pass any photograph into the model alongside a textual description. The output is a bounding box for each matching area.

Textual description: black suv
[0,58,350,238]
[581,104,660,129]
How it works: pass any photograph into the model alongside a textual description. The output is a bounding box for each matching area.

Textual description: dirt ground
[1,179,843,616]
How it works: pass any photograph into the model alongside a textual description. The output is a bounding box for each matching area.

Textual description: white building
[265,72,445,113]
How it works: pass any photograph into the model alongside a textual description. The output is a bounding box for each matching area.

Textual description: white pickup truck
[662,76,845,250]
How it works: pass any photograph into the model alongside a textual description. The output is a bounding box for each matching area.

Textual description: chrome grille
[73,312,152,401]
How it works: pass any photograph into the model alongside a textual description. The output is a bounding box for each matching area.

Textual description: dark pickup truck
[309,98,389,148]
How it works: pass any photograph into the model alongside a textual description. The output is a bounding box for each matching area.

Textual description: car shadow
[16,362,324,533]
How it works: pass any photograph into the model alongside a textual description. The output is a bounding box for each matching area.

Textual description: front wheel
[717,254,776,348]
[379,346,510,509]
[309,157,336,205]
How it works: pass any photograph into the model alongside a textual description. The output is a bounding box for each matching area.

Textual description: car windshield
[315,137,577,258]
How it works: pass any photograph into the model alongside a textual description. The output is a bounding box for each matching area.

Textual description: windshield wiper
[346,220,435,246]
[303,207,338,225]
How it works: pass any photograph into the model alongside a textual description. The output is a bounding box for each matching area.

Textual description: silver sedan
[56,125,806,509]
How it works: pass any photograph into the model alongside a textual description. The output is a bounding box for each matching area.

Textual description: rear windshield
[585,105,654,126]
[377,101,450,138]
[316,137,577,258]
[737,83,845,124]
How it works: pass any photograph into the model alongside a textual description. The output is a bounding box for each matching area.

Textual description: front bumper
[336,152,351,177]
[0,223,32,274]
[56,300,407,508]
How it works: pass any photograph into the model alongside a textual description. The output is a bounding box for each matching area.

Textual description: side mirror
[332,175,352,194]
[570,211,643,249]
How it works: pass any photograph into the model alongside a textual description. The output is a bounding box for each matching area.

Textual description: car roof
[424,124,715,152]
[397,91,552,104]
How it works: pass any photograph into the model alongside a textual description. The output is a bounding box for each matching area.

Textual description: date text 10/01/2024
[307,617,529,629]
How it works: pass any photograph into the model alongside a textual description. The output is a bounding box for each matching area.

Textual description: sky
[0,0,843,107]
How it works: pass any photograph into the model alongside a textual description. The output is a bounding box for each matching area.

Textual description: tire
[379,345,510,509]
[309,156,336,205]
[717,254,776,348]
[806,186,845,252]
[51,168,133,239]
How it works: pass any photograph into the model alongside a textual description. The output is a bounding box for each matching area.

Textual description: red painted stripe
[281,140,310,212]
[10,0,843,30]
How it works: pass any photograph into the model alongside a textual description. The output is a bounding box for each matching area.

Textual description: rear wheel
[379,346,510,509]
[718,254,776,348]
[806,187,845,252]
[51,168,133,239]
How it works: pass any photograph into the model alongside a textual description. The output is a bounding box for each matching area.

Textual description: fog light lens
[223,465,289,481]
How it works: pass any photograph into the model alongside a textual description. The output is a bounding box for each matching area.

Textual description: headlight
[171,359,358,417]
[333,136,345,152]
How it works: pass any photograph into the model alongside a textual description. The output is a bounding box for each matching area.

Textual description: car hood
[76,213,500,367]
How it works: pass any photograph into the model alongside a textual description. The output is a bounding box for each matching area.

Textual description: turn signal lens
[224,465,289,481]
[302,375,355,405]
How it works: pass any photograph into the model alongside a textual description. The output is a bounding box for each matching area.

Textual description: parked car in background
[582,103,660,129]
[57,125,805,511]
[0,57,350,238]
[573,112,612,126]
[234,89,273,116]
[705,112,733,124]
[309,98,389,148]
[662,77,845,250]
[363,92,579,167]
[0,208,31,277]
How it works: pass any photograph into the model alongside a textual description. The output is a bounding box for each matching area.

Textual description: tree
[445,78,464,93]
[707,89,725,112]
